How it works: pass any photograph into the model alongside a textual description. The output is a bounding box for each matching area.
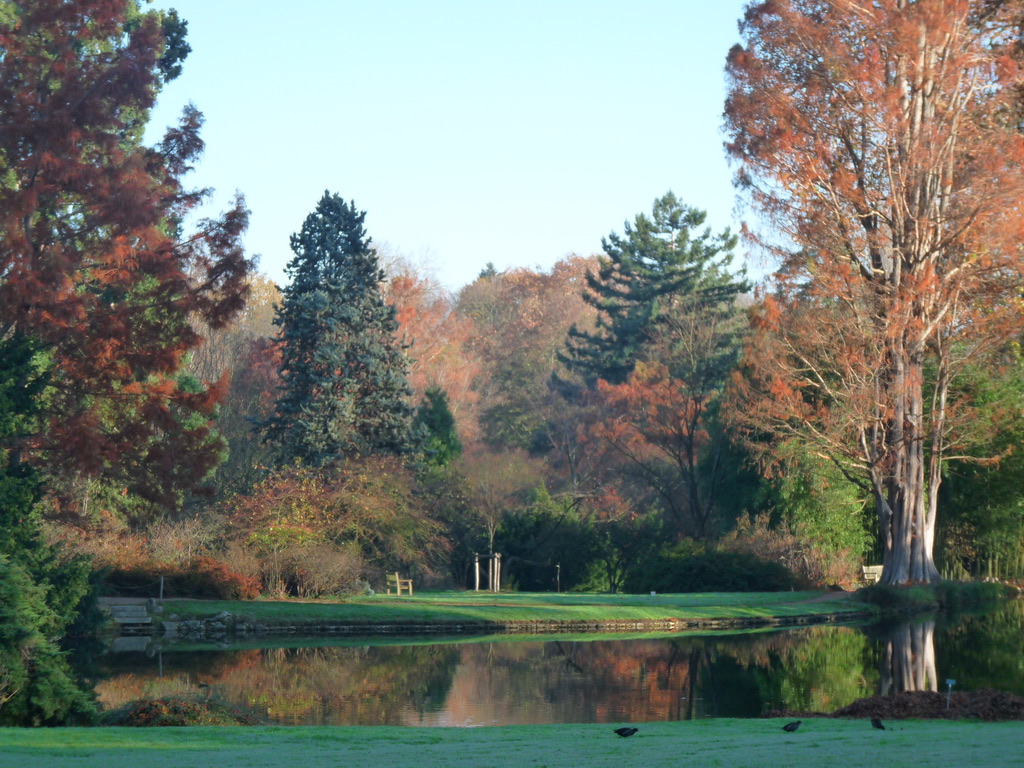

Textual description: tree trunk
[879,353,940,585]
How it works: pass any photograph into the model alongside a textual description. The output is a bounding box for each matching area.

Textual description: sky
[145,0,754,290]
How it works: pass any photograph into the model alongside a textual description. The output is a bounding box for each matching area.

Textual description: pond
[90,599,1024,726]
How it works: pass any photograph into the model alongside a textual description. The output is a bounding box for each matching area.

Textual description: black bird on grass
[782,721,802,732]
[871,717,885,730]
[613,727,639,738]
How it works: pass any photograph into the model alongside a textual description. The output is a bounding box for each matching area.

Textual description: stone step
[112,615,152,624]
[110,605,149,613]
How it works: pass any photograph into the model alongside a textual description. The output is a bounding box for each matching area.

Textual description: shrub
[855,580,1013,614]
[720,512,860,587]
[852,583,937,612]
[146,516,224,566]
[103,695,263,726]
[101,558,261,600]
[628,547,798,593]
[287,542,366,597]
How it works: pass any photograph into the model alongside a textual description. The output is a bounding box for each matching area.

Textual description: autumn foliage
[724,0,1024,583]
[0,1,252,506]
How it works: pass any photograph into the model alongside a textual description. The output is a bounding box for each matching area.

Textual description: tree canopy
[0,0,252,508]
[263,193,413,465]
[561,191,745,387]
[724,0,1024,583]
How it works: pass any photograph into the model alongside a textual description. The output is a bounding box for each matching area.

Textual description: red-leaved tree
[0,1,252,508]
[724,0,1024,583]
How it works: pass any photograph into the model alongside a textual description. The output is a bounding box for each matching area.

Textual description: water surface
[92,599,1024,726]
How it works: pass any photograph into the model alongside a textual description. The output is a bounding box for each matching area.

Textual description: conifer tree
[263,193,413,465]
[561,192,746,386]
[414,386,462,467]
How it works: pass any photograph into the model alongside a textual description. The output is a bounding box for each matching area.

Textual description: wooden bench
[862,565,884,584]
[386,572,413,596]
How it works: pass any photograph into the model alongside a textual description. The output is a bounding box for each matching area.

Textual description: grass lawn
[4,719,1021,768]
[157,590,866,628]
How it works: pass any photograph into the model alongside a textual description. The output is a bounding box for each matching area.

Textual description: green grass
[3,719,1022,768]
[159,590,865,627]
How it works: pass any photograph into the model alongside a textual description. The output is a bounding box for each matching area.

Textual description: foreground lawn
[4,719,1021,768]
[158,590,864,627]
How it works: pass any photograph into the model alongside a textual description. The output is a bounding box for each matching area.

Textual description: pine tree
[413,387,462,467]
[560,192,746,386]
[263,193,413,465]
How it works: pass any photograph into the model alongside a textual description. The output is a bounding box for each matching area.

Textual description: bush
[628,547,799,593]
[102,557,261,600]
[852,583,937,612]
[854,580,1013,613]
[103,695,263,726]
[286,542,366,597]
[932,580,1012,610]
[720,512,860,587]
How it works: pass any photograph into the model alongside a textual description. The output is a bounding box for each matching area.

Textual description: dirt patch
[767,689,1024,722]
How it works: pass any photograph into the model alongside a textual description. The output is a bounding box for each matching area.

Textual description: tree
[0,0,252,509]
[0,555,95,726]
[382,255,481,441]
[263,193,413,465]
[457,448,544,557]
[413,386,462,467]
[0,337,94,725]
[458,257,598,450]
[187,274,282,498]
[561,192,746,386]
[224,457,449,583]
[724,0,1024,583]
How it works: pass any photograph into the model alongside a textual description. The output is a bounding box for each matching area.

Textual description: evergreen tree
[413,387,462,467]
[560,192,747,386]
[263,193,413,465]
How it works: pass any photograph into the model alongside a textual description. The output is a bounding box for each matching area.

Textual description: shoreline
[98,591,874,643]
[159,607,873,641]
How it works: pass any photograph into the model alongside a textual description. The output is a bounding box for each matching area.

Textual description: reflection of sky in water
[93,601,1024,726]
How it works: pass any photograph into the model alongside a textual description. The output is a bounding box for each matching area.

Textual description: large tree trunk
[879,352,941,585]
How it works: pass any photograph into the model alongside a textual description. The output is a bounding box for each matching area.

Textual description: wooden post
[556,563,561,593]
[159,575,164,603]
[474,554,480,591]
[495,553,501,592]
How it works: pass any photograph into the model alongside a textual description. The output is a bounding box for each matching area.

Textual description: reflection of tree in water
[458,627,876,722]
[234,645,461,724]
[705,627,875,716]
[90,606,1024,724]
[95,645,461,725]
[936,600,1024,696]
[95,629,879,724]
[879,620,938,695]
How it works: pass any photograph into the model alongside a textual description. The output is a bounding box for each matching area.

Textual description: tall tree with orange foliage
[458,257,598,450]
[0,0,252,509]
[383,257,481,442]
[724,0,1024,583]
[595,298,747,539]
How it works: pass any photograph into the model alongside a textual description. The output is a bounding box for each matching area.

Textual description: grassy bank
[4,719,1022,768]
[156,590,865,629]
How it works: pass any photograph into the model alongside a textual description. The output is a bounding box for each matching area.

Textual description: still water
[92,600,1024,726]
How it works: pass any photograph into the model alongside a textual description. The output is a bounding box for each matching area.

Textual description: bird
[782,721,802,732]
[871,717,885,730]
[613,727,639,738]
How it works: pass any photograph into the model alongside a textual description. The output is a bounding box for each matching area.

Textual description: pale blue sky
[145,0,752,289]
